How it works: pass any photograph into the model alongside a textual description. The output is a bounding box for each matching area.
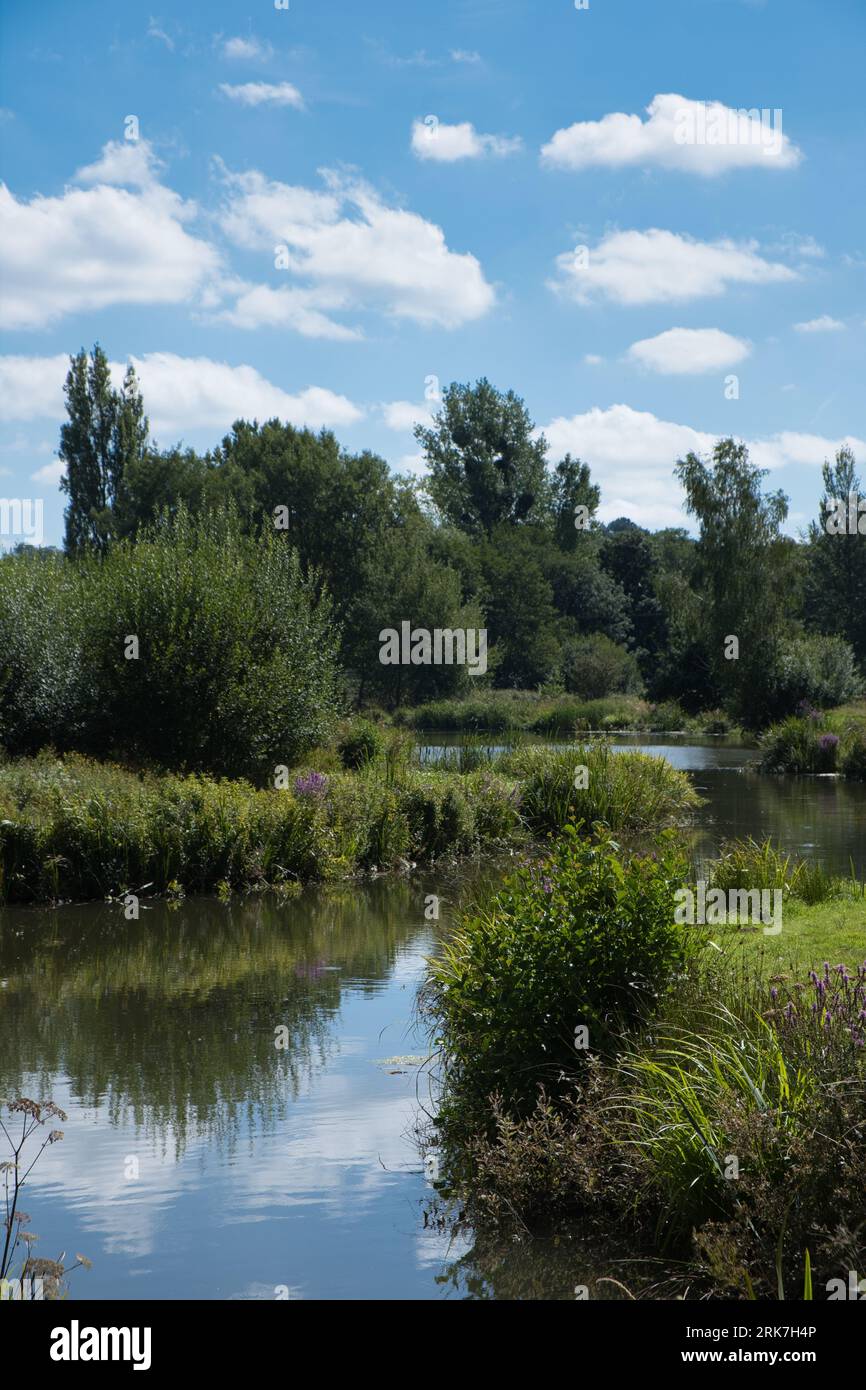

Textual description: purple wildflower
[294,771,329,798]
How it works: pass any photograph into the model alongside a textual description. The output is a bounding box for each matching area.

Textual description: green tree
[477,528,561,687]
[59,347,149,553]
[551,454,600,550]
[804,446,866,662]
[674,439,793,723]
[415,379,550,536]
[600,523,668,675]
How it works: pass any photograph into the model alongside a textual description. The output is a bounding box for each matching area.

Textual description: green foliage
[750,633,862,726]
[500,744,701,835]
[804,446,866,659]
[674,439,796,723]
[0,510,343,779]
[550,454,600,550]
[336,719,385,769]
[415,378,551,536]
[560,633,643,700]
[0,550,87,752]
[428,825,691,1118]
[613,1007,815,1242]
[530,695,648,733]
[476,526,562,687]
[706,836,857,904]
[759,710,865,778]
[397,693,526,731]
[840,734,866,779]
[0,742,699,905]
[59,348,148,554]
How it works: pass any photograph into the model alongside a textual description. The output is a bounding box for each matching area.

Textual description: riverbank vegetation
[396,690,740,735]
[425,828,866,1299]
[0,743,699,905]
[758,703,866,778]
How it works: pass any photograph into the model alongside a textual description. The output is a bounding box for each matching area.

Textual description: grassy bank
[0,744,699,905]
[394,691,739,737]
[425,829,866,1299]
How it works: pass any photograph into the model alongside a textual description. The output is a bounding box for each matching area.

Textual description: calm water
[2,737,865,1300]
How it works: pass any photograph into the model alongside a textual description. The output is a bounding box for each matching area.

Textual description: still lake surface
[2,737,865,1300]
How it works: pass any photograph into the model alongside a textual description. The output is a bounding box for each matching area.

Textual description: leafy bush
[336,719,384,769]
[428,825,691,1120]
[560,633,644,700]
[530,696,648,734]
[0,510,343,780]
[0,551,88,753]
[751,633,863,726]
[645,700,688,731]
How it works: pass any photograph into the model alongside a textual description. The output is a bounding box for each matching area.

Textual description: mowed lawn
[707,898,866,975]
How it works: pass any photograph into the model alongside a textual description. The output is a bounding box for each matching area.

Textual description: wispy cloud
[146,17,174,51]
[221,36,273,61]
[219,82,304,109]
[793,315,845,333]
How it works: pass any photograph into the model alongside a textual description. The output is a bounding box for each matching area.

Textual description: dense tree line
[3,344,862,766]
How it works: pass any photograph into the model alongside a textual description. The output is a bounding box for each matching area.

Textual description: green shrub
[560,633,644,700]
[336,719,384,769]
[0,551,88,753]
[81,510,342,778]
[751,633,863,726]
[428,825,691,1120]
[759,715,823,774]
[0,511,344,780]
[612,1005,815,1242]
[646,700,688,731]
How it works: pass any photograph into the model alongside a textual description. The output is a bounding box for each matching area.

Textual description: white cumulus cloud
[216,164,495,330]
[381,400,434,431]
[551,228,796,306]
[0,353,363,438]
[411,118,522,162]
[0,141,220,330]
[221,36,273,61]
[541,93,802,176]
[542,404,865,530]
[627,327,752,374]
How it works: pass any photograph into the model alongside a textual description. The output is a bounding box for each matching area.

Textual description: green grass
[706,897,866,973]
[498,743,702,834]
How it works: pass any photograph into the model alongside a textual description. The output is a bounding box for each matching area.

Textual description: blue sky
[1,0,864,545]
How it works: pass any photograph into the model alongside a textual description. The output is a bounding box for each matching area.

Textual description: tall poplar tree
[59,346,148,553]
